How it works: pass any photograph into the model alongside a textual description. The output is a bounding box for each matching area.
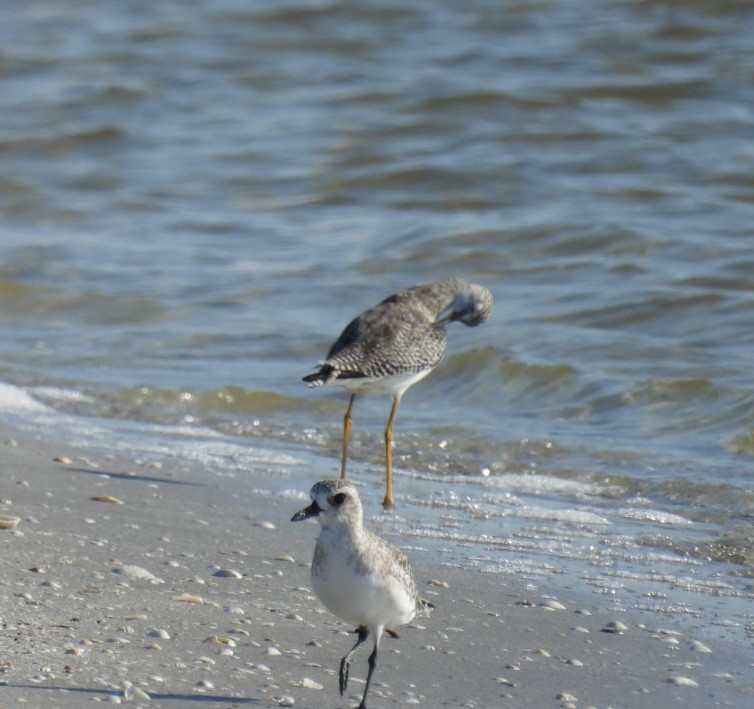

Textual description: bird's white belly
[311,541,415,629]
[338,369,432,398]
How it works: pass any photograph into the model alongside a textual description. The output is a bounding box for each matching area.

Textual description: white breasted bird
[292,479,431,708]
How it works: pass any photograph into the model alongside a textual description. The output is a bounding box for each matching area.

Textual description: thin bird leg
[358,628,383,709]
[341,393,356,479]
[382,396,400,508]
[340,626,369,697]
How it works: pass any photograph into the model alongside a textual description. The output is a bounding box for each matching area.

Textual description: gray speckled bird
[303,277,493,508]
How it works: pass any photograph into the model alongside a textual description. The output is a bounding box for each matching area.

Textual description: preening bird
[303,277,492,508]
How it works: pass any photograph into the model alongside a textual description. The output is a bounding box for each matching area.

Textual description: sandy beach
[1,431,752,709]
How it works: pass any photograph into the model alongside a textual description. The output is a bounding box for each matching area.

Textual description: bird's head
[291,479,363,529]
[438,283,493,327]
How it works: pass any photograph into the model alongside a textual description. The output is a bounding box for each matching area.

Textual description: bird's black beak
[436,296,475,325]
[291,500,322,522]
[436,303,455,325]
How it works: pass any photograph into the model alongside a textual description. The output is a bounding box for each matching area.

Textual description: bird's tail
[302,371,327,387]
[303,364,336,387]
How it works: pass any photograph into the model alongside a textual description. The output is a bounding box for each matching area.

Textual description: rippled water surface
[1,0,754,641]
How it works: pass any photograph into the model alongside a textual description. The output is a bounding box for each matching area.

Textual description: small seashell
[669,676,698,687]
[147,629,170,640]
[656,628,682,637]
[711,671,733,679]
[0,515,20,531]
[123,685,151,701]
[429,578,449,588]
[602,620,628,634]
[213,569,243,578]
[556,692,578,702]
[91,495,124,504]
[266,646,282,656]
[690,640,712,653]
[113,565,162,583]
[194,679,214,690]
[539,599,566,611]
[299,677,323,690]
[174,593,205,604]
[204,635,235,646]
[53,456,73,465]
[277,696,295,707]
[276,554,296,563]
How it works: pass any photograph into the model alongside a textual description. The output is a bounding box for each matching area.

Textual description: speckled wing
[308,296,447,385]
[369,532,424,617]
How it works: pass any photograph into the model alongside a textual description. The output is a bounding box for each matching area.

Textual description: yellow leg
[341,394,356,479]
[383,396,400,509]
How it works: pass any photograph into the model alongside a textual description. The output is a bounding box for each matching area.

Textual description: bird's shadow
[66,465,201,486]
[2,683,258,704]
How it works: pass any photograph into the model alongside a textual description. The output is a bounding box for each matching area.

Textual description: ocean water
[1,0,754,642]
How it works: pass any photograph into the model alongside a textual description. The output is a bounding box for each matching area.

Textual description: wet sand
[1,432,751,708]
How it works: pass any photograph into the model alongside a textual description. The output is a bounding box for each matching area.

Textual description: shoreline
[1,430,752,708]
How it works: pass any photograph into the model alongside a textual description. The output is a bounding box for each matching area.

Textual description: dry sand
[1,431,752,708]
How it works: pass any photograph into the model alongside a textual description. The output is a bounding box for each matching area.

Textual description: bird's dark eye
[332,492,347,506]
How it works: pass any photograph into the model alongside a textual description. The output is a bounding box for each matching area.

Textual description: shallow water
[1,0,754,643]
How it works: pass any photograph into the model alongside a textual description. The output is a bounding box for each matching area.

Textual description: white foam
[619,508,692,525]
[485,473,619,499]
[513,506,611,526]
[29,386,96,405]
[0,382,50,413]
